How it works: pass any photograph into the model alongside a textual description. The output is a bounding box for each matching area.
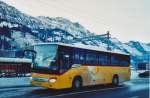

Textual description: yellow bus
[30,43,131,89]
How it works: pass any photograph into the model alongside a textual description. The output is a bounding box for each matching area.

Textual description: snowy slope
[99,38,144,56]
[0,1,93,48]
[127,41,150,53]
[0,1,92,40]
[37,16,93,38]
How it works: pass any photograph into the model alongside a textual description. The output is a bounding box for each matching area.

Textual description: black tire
[112,75,119,86]
[72,77,82,89]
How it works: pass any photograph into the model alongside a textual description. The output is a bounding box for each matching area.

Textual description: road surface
[0,78,149,98]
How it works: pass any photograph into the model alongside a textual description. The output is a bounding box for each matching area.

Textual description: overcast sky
[1,0,150,43]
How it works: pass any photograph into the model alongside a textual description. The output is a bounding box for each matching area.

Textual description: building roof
[0,57,32,63]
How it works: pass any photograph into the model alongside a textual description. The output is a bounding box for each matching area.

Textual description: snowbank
[0,77,31,88]
[131,70,139,79]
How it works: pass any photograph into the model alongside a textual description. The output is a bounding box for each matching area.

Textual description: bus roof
[34,42,130,56]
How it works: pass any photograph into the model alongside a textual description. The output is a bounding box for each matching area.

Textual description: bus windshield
[33,44,59,71]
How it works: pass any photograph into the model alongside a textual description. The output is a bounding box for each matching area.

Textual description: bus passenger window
[111,55,119,66]
[62,54,70,69]
[99,54,108,65]
[120,56,130,66]
[80,53,85,64]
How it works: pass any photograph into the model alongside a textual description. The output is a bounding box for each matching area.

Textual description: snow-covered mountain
[0,1,92,41]
[0,1,150,68]
[0,1,93,47]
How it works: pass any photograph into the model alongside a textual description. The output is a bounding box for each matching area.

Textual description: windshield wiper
[42,55,54,61]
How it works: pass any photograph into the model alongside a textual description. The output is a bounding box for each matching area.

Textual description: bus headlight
[48,78,57,83]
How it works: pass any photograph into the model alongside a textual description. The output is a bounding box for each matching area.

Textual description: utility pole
[106,31,111,51]
[62,31,111,51]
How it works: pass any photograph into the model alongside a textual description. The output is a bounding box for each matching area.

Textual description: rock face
[0,1,149,68]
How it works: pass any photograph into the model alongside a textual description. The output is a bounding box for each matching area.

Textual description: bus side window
[111,54,120,66]
[99,54,107,65]
[60,51,71,70]
[79,50,85,64]
[86,53,91,65]
[74,52,80,64]
[120,56,130,66]
[64,54,70,69]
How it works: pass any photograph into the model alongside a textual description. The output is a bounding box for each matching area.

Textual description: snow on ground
[0,77,31,88]
[131,70,139,79]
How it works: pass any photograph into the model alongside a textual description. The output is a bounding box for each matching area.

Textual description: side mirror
[24,50,36,61]
[72,64,81,68]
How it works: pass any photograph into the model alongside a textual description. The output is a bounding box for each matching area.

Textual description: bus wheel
[112,75,119,86]
[72,77,82,89]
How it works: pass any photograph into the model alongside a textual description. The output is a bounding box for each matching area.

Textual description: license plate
[35,82,42,85]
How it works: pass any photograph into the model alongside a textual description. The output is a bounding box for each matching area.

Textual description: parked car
[138,71,150,77]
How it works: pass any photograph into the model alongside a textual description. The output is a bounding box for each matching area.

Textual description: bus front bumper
[30,77,60,89]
